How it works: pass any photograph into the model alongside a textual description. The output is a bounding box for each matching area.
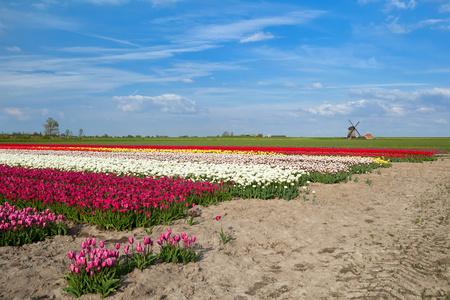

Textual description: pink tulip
[86,238,92,246]
[91,238,96,246]
[74,267,80,274]
[67,251,74,260]
[115,243,120,250]
[191,236,196,243]
[128,237,134,244]
[70,264,75,272]
[80,241,86,249]
[106,258,114,266]
[99,240,104,248]
[174,235,180,242]
[215,216,221,221]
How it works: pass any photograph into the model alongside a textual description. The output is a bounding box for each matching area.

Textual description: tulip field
[0,143,438,232]
[0,142,442,298]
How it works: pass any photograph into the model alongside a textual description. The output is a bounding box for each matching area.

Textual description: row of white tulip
[0,152,307,187]
[0,149,378,174]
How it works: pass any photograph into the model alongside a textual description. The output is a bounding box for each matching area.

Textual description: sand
[0,157,449,299]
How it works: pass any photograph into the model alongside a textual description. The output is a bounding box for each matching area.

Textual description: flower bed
[0,164,229,230]
[0,144,438,162]
[0,201,66,246]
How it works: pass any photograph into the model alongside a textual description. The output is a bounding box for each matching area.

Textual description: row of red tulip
[0,143,438,159]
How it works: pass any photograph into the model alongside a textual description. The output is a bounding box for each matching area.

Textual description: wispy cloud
[358,0,380,4]
[2,107,48,121]
[77,0,129,5]
[240,31,275,43]
[385,16,449,33]
[114,94,197,114]
[385,0,416,11]
[440,3,450,13]
[306,82,324,89]
[0,7,81,32]
[187,10,325,43]
[5,47,22,52]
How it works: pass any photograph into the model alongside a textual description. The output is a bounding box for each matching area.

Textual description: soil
[0,157,449,300]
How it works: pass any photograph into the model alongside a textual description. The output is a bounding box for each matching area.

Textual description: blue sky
[1,0,449,137]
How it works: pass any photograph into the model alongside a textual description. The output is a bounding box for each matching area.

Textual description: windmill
[347,120,361,139]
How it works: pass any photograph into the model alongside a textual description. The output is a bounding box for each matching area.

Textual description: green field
[2,137,449,152]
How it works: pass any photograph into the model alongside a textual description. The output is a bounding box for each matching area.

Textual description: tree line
[1,118,84,140]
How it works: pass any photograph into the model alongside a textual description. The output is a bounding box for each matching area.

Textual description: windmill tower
[347,120,361,139]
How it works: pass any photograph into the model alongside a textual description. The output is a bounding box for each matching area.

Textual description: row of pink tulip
[0,164,231,230]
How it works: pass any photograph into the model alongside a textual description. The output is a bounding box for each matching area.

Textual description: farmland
[0,140,448,299]
[3,136,450,152]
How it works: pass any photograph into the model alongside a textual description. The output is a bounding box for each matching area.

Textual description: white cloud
[306,82,324,89]
[5,46,22,52]
[257,81,270,86]
[440,3,450,13]
[240,31,274,43]
[385,0,416,10]
[304,103,354,116]
[114,94,197,114]
[182,78,194,83]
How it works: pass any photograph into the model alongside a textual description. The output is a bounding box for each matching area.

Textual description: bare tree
[43,118,59,138]
[78,129,84,139]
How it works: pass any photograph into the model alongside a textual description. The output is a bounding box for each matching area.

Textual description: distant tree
[43,117,59,138]
[64,129,73,138]
[78,129,84,139]
[222,131,230,137]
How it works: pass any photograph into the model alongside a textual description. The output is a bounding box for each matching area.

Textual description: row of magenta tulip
[0,164,231,230]
[0,201,66,246]
[63,228,198,298]
[0,143,438,161]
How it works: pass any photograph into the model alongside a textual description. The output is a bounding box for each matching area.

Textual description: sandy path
[0,158,449,299]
